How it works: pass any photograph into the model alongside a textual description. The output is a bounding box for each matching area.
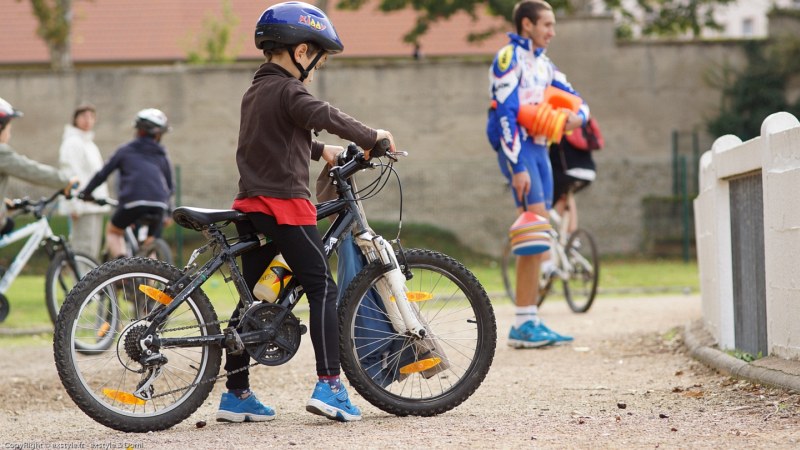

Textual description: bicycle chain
[142,316,262,400]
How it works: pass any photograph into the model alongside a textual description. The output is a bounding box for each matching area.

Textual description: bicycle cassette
[239,302,304,366]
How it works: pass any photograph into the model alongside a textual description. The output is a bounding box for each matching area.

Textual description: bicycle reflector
[390,291,433,302]
[509,212,552,256]
[102,388,146,406]
[139,285,173,305]
[399,357,442,375]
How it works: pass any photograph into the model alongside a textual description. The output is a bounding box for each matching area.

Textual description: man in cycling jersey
[0,97,77,235]
[487,0,590,348]
[79,108,174,259]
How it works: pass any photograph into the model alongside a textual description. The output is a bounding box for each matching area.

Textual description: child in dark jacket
[80,108,174,259]
[217,2,396,424]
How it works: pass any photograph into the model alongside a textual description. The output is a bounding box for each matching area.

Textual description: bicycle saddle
[172,207,248,231]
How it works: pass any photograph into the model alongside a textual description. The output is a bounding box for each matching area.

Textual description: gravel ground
[2,294,799,449]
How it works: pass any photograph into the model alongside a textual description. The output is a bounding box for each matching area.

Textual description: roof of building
[1,0,510,65]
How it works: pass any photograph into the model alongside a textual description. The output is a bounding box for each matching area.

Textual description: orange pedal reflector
[102,388,146,405]
[139,285,173,305]
[399,357,442,375]
[97,321,111,338]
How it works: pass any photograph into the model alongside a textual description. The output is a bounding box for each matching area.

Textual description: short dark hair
[72,103,96,126]
[513,0,553,34]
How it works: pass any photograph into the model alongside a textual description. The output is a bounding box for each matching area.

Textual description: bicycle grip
[371,138,391,158]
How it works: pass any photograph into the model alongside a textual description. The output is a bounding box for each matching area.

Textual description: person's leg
[106,211,129,259]
[216,218,276,423]
[70,214,104,260]
[246,213,360,421]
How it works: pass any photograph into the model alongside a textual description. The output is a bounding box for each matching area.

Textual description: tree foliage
[336,0,736,45]
[605,0,736,39]
[706,38,800,140]
[186,0,241,65]
[18,0,75,70]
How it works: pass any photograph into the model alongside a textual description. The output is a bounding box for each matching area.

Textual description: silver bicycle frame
[0,217,53,293]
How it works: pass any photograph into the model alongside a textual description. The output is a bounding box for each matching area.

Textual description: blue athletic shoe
[216,391,276,423]
[306,381,362,422]
[508,320,554,348]
[538,322,574,344]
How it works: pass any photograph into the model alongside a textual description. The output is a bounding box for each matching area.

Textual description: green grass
[0,220,699,335]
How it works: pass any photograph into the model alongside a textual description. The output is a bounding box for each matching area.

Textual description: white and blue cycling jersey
[486,33,590,174]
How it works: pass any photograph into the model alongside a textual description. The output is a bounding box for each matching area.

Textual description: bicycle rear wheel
[500,239,551,306]
[339,249,496,416]
[54,257,222,432]
[45,251,99,325]
[561,229,599,313]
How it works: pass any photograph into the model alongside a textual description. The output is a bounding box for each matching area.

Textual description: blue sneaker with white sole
[216,391,276,423]
[508,320,554,348]
[538,321,574,344]
[306,381,362,422]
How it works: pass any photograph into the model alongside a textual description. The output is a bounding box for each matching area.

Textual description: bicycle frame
[143,152,425,355]
[0,217,54,293]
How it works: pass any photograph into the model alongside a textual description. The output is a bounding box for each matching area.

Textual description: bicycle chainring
[239,303,302,366]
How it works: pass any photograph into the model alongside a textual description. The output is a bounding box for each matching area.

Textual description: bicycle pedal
[223,327,245,355]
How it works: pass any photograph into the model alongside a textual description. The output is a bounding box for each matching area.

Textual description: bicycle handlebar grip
[371,138,391,158]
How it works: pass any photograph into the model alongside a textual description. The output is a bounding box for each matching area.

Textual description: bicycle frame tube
[0,218,52,293]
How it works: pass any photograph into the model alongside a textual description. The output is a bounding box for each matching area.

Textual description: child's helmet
[255,2,344,55]
[134,108,170,135]
[0,97,23,129]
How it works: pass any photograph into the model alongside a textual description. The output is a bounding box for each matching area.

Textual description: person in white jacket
[58,104,110,260]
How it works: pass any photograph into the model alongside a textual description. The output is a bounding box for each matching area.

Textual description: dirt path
[2,295,799,449]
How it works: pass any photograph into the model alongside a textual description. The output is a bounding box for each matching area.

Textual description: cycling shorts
[111,205,166,238]
[497,142,553,210]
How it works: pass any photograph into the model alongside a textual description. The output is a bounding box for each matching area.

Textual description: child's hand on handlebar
[322,145,345,166]
[366,129,395,160]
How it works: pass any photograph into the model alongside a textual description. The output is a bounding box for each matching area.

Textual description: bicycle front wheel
[54,257,222,432]
[339,249,496,416]
[137,238,173,265]
[45,251,99,325]
[561,229,599,313]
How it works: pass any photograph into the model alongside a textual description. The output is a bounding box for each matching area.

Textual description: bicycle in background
[501,190,599,313]
[92,198,173,265]
[0,188,98,324]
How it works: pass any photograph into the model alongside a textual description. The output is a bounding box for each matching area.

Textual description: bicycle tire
[137,238,173,265]
[54,257,222,432]
[500,238,550,306]
[45,251,99,325]
[561,229,599,313]
[339,248,496,416]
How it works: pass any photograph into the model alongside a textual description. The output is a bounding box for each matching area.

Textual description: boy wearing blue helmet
[218,2,395,423]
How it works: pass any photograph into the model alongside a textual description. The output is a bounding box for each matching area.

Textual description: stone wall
[0,16,749,257]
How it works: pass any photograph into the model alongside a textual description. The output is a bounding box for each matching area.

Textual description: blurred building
[587,0,800,38]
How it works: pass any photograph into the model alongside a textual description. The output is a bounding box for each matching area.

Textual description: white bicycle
[0,189,98,325]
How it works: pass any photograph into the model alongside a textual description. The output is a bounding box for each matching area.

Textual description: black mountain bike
[54,143,497,432]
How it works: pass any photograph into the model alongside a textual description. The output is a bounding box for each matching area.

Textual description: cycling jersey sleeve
[490,45,526,173]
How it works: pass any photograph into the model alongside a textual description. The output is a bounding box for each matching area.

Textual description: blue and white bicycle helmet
[255,2,343,81]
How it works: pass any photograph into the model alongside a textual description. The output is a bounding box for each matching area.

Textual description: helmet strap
[289,46,325,82]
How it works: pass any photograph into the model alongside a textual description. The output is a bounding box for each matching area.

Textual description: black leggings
[225,213,340,390]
